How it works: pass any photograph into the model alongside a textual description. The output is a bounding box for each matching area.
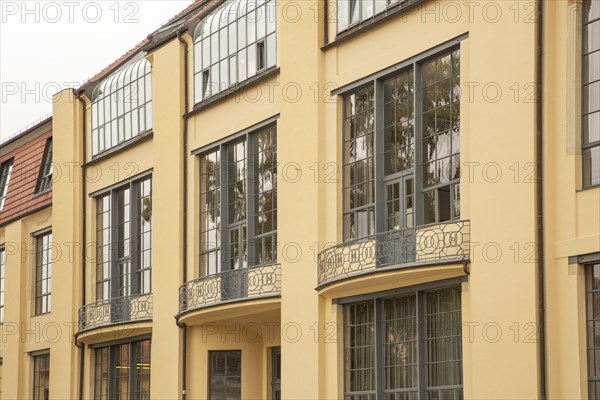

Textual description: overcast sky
[0,0,194,142]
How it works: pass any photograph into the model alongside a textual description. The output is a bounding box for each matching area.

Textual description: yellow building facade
[0,0,599,399]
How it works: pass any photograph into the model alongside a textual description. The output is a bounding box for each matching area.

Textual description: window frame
[0,245,5,324]
[209,350,242,400]
[196,120,278,277]
[582,0,600,188]
[32,351,50,400]
[341,41,463,241]
[34,230,52,316]
[586,263,600,398]
[35,138,53,194]
[340,281,464,399]
[336,0,408,34]
[94,175,152,302]
[0,158,14,211]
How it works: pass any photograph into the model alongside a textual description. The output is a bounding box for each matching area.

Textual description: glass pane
[583,146,600,187]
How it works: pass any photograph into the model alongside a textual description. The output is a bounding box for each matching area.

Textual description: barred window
[583,0,600,187]
[36,138,53,194]
[95,176,152,301]
[199,124,277,276]
[343,285,462,399]
[91,59,152,156]
[35,232,52,315]
[194,0,277,103]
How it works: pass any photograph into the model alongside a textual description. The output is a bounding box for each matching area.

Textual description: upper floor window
[96,176,152,301]
[194,0,277,103]
[35,231,52,315]
[343,48,460,240]
[199,124,277,276]
[583,0,599,187]
[36,138,53,194]
[337,0,405,33]
[0,245,5,324]
[91,58,153,157]
[0,159,14,211]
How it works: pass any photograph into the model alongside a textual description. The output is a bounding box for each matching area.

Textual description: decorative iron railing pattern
[78,293,153,332]
[318,220,470,286]
[179,263,281,313]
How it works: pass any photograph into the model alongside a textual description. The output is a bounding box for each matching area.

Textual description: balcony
[317,220,471,288]
[178,263,281,315]
[77,293,153,333]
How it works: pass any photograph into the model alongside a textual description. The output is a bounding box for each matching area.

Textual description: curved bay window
[193,0,277,103]
[343,47,460,240]
[91,58,153,156]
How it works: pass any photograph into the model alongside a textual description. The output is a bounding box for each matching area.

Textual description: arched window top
[91,58,153,156]
[193,0,277,103]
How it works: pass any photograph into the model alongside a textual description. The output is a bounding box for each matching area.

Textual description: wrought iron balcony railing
[179,263,281,313]
[317,220,471,287]
[78,293,153,332]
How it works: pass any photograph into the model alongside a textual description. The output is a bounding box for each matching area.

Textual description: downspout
[177,31,189,400]
[535,0,547,398]
[75,90,87,400]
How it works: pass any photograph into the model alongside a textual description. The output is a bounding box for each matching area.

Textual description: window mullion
[375,298,384,398]
[374,79,385,234]
[413,61,425,226]
[247,133,256,266]
[220,145,229,273]
[417,290,427,398]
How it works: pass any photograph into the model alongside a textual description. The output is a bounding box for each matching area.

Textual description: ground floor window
[586,263,600,398]
[94,338,151,400]
[33,352,50,400]
[343,284,462,399]
[209,350,241,400]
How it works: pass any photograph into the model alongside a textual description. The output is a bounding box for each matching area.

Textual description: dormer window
[36,138,53,194]
[193,0,277,104]
[91,58,152,156]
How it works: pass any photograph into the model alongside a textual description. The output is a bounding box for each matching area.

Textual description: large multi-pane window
[199,124,277,276]
[583,0,600,187]
[91,59,153,157]
[96,176,152,301]
[209,351,241,400]
[343,48,460,240]
[337,0,407,33]
[36,138,53,194]
[586,263,600,398]
[35,231,52,315]
[0,159,13,211]
[0,246,5,324]
[94,339,151,400]
[343,285,462,399]
[32,352,50,400]
[193,0,277,103]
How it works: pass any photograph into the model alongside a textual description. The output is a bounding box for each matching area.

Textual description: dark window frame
[34,231,52,316]
[0,158,14,211]
[209,350,242,400]
[0,245,5,324]
[342,46,461,241]
[32,351,50,400]
[35,138,53,194]
[582,0,600,188]
[94,338,151,400]
[342,284,463,399]
[586,263,600,398]
[95,176,152,302]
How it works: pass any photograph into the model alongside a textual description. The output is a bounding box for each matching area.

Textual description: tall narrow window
[32,352,50,400]
[344,285,462,399]
[586,263,600,398]
[94,339,151,400]
[35,232,52,315]
[209,351,241,400]
[343,86,375,240]
[91,59,152,156]
[0,246,5,324]
[0,159,14,211]
[36,139,53,194]
[95,177,152,301]
[194,0,277,103]
[583,0,600,187]
[199,124,277,276]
